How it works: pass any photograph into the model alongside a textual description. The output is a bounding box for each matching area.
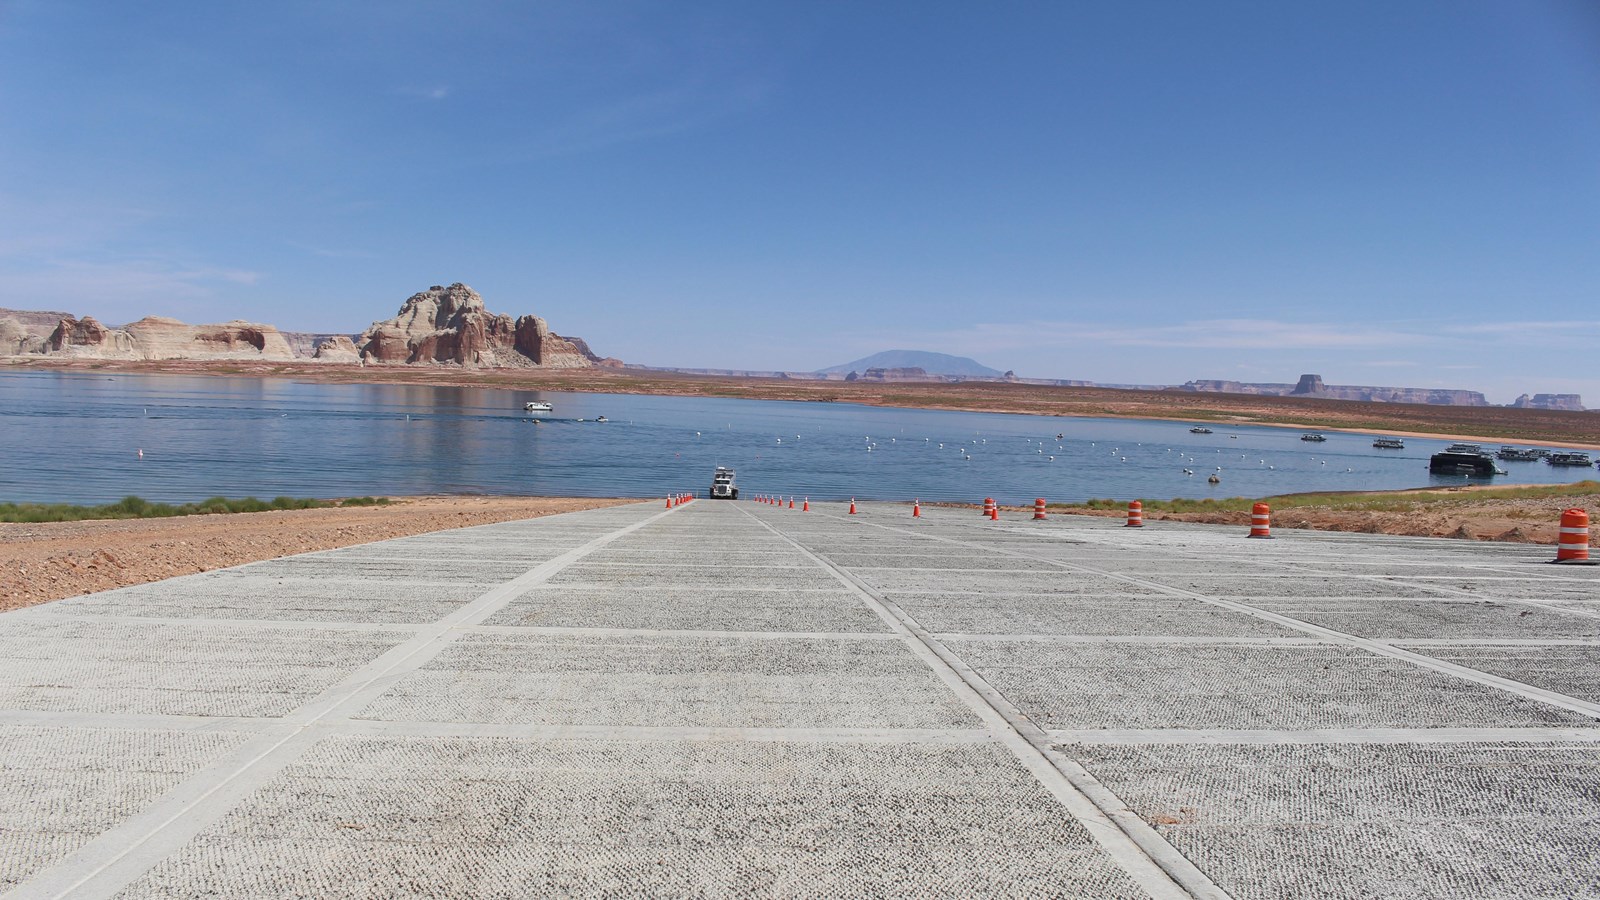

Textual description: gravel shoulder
[1,496,635,612]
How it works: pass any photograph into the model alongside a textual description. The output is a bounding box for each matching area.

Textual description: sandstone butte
[0,282,619,369]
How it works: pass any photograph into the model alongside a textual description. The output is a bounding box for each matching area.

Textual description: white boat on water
[524,401,553,412]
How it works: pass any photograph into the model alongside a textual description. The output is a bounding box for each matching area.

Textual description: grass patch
[1063,481,1600,514]
[0,494,391,523]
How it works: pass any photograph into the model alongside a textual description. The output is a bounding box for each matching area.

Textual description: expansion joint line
[840,513,1600,722]
[7,502,673,900]
[736,505,1229,900]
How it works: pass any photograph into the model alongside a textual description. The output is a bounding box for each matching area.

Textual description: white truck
[709,467,738,500]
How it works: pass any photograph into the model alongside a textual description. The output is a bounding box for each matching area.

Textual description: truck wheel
[731,489,739,500]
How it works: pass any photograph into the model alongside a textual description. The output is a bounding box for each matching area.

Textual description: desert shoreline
[6,356,1599,449]
[1,495,638,612]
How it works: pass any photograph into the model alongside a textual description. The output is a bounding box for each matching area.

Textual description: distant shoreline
[6,356,1598,450]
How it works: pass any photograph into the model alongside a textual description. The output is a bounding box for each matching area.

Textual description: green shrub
[0,495,340,522]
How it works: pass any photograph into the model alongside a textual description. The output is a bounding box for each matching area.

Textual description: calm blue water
[2,371,1594,506]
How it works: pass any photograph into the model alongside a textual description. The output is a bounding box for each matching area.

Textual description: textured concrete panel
[484,586,891,633]
[360,633,977,729]
[1248,597,1600,640]
[1142,574,1450,599]
[0,620,405,716]
[0,726,252,890]
[892,593,1299,638]
[819,553,1070,571]
[1068,741,1600,900]
[232,558,534,582]
[852,570,1167,596]
[54,576,490,623]
[1419,645,1600,702]
[947,640,1593,729]
[549,564,829,589]
[121,736,1147,899]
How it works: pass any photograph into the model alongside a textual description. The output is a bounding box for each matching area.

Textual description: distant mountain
[818,350,1005,377]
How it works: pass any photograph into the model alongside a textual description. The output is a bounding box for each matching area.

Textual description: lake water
[2,371,1594,506]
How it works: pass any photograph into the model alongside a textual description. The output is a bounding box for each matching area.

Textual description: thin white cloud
[0,258,264,321]
[1441,321,1600,339]
[504,77,768,160]
[285,240,375,260]
[873,317,1428,355]
[398,85,450,100]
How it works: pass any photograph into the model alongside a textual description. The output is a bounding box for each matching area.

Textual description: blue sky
[2,1,1598,402]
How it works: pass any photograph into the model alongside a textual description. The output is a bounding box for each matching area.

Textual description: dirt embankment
[1057,490,1599,546]
[1,496,634,612]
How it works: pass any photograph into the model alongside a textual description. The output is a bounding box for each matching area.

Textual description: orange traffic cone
[803,498,810,512]
[849,498,857,515]
[788,497,795,509]
[666,495,673,508]
[989,504,999,521]
[912,499,921,518]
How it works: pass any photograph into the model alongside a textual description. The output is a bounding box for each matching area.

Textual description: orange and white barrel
[1249,502,1272,538]
[1033,498,1047,520]
[1125,500,1143,528]
[1556,508,1590,563]
[982,497,995,517]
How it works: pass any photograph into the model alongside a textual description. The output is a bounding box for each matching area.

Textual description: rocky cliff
[1511,393,1585,412]
[33,314,296,361]
[1182,374,1490,407]
[0,283,607,368]
[356,283,594,368]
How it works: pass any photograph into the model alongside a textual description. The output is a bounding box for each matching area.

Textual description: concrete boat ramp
[3,499,1599,898]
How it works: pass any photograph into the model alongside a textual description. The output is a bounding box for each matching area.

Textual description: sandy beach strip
[1,495,636,612]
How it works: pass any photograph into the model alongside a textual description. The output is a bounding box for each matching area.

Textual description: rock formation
[849,367,942,382]
[0,284,609,368]
[311,335,362,364]
[22,313,294,361]
[1291,373,1326,395]
[123,317,296,360]
[0,317,46,355]
[45,316,140,358]
[1181,375,1490,407]
[356,283,594,368]
[281,331,359,358]
[1510,393,1585,412]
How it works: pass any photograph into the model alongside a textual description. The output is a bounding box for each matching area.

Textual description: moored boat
[524,401,553,412]
[1429,444,1499,476]
[1189,426,1213,434]
[1495,446,1546,461]
[1301,432,1327,442]
[1373,438,1405,449]
[1547,451,1594,467]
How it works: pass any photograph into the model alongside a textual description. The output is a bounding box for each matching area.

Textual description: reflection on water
[1,371,1592,506]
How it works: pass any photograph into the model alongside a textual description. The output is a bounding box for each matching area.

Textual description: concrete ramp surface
[3,500,1599,898]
